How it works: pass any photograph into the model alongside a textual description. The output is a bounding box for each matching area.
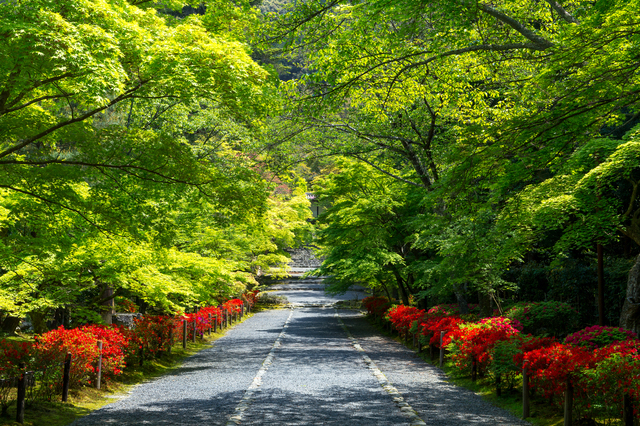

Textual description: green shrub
[506,301,580,337]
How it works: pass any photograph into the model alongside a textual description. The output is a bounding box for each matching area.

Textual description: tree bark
[101,285,115,325]
[1,316,21,334]
[29,311,49,334]
[620,253,640,335]
[391,267,410,305]
[479,291,492,318]
[455,282,469,314]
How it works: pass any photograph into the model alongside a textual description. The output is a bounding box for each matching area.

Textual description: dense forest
[1,0,639,335]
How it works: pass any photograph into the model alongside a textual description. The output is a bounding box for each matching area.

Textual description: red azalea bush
[427,304,479,316]
[523,342,597,402]
[418,315,466,348]
[132,315,178,359]
[565,325,638,349]
[222,299,244,314]
[244,290,259,308]
[35,326,100,389]
[198,306,224,327]
[362,296,392,317]
[0,339,33,378]
[491,334,557,392]
[574,340,640,422]
[385,305,425,336]
[0,340,34,413]
[446,317,522,377]
[115,297,137,313]
[79,325,130,380]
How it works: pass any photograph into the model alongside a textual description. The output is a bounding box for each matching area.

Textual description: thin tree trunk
[479,291,492,318]
[455,282,469,314]
[620,253,640,335]
[391,268,410,305]
[29,311,49,334]
[101,284,115,325]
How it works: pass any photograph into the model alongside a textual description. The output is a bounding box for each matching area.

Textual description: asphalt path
[71,280,530,425]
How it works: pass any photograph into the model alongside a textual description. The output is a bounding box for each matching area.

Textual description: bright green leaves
[0,0,298,323]
[0,0,275,160]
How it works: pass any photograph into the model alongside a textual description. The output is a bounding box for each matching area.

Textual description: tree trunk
[454,282,469,314]
[456,291,469,315]
[1,316,21,334]
[391,268,410,305]
[101,285,115,325]
[479,291,492,318]
[29,311,49,334]
[620,253,640,335]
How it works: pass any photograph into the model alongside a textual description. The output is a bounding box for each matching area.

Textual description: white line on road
[226,309,295,425]
[335,309,427,426]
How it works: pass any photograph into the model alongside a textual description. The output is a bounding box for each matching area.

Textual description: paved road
[72,280,530,425]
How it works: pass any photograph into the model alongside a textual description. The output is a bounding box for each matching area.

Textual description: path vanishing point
[71,278,531,425]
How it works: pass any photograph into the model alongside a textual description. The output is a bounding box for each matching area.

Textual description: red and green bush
[446,317,522,377]
[0,340,34,413]
[417,315,466,348]
[565,325,637,349]
[132,315,179,359]
[362,296,392,317]
[35,326,101,389]
[427,304,479,316]
[386,305,425,337]
[79,324,130,380]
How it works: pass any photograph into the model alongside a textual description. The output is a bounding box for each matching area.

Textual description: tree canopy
[257,0,640,329]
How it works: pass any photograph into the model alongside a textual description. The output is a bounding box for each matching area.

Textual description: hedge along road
[71,280,531,425]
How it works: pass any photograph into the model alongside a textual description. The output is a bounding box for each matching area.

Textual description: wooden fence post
[96,341,103,389]
[564,376,573,426]
[192,318,196,343]
[182,320,187,349]
[471,355,477,382]
[16,363,25,424]
[208,314,212,335]
[439,331,445,368]
[214,315,217,333]
[623,393,633,426]
[522,367,530,419]
[62,352,71,402]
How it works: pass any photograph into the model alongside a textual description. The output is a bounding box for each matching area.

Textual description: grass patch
[0,313,254,426]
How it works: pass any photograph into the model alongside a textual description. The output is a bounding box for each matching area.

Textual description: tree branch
[0,82,146,159]
[623,179,639,220]
[350,154,427,189]
[544,0,580,24]
[478,4,554,48]
[0,184,112,236]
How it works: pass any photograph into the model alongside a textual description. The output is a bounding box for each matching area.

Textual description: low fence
[1,300,251,424]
